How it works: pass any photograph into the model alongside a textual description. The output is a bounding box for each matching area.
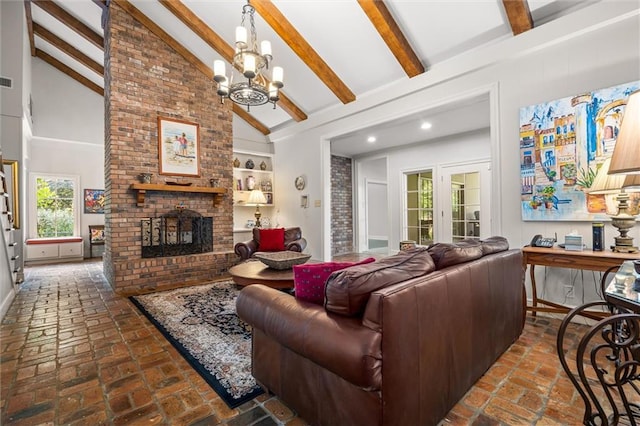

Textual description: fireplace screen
[141,209,212,258]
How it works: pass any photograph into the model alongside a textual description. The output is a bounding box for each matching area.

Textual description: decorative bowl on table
[254,251,312,270]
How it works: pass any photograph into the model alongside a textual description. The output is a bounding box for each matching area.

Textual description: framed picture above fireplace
[158,116,200,177]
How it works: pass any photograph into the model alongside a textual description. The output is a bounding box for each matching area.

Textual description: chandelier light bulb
[235,26,247,49]
[217,77,229,97]
[261,40,272,58]
[213,60,226,82]
[243,55,256,79]
[269,83,279,101]
[272,66,284,88]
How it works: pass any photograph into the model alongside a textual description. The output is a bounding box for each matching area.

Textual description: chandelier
[213,1,283,110]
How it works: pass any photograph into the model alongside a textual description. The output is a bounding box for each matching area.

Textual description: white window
[29,173,80,238]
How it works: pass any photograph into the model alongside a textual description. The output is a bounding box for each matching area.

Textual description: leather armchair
[234,227,307,260]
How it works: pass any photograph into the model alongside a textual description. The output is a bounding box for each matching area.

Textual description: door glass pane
[450,172,480,241]
[405,170,433,246]
[407,174,418,191]
[407,192,418,209]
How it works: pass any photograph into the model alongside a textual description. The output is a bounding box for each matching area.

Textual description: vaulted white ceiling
[24,0,602,154]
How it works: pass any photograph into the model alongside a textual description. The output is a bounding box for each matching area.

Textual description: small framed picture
[300,195,308,208]
[158,116,200,177]
[84,189,105,214]
[266,193,273,204]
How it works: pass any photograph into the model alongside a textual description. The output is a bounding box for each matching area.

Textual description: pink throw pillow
[293,258,375,305]
[259,228,285,251]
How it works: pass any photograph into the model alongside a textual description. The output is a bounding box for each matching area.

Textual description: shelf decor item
[246,176,256,190]
[260,161,267,170]
[138,173,152,184]
[245,159,255,169]
[233,158,240,168]
[158,116,200,177]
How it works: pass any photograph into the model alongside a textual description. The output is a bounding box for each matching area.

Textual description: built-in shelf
[129,183,227,207]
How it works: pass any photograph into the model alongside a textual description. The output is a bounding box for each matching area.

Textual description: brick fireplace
[104,3,236,294]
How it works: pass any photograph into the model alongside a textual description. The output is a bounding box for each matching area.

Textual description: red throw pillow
[293,258,375,305]
[259,228,286,251]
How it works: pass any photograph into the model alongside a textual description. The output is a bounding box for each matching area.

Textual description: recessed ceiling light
[367,136,376,143]
[421,122,432,130]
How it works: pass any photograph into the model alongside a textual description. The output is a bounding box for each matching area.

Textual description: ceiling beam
[250,0,356,104]
[24,1,36,56]
[112,0,271,136]
[35,49,103,96]
[157,0,307,123]
[502,0,533,35]
[357,0,424,78]
[33,22,104,76]
[31,0,104,50]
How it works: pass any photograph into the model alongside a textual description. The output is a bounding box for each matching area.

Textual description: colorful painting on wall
[520,81,640,221]
[84,189,105,214]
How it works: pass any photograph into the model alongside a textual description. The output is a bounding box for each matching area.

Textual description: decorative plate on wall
[295,176,305,190]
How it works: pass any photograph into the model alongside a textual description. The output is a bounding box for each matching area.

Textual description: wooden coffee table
[229,261,294,289]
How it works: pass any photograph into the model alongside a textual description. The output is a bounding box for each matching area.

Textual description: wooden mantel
[129,183,226,207]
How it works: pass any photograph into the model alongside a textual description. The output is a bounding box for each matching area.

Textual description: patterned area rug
[129,281,263,408]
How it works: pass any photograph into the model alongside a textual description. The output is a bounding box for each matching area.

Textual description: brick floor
[0,260,588,425]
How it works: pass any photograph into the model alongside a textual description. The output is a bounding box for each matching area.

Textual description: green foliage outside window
[36,177,75,237]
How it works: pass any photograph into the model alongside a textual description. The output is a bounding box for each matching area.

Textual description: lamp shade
[623,174,640,190]
[247,189,267,205]
[609,90,640,175]
[589,158,626,194]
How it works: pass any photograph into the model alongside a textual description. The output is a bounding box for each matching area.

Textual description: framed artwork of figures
[158,116,200,177]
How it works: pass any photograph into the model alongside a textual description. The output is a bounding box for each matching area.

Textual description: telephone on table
[530,234,556,248]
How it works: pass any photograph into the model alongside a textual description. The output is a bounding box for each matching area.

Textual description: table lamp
[588,158,633,251]
[247,189,267,228]
[604,89,640,252]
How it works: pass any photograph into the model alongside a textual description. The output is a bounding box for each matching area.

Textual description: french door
[439,161,491,242]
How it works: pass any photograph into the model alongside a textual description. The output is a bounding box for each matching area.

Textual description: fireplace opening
[141,208,213,258]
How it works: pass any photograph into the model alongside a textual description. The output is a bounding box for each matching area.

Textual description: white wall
[271,3,640,307]
[0,0,29,319]
[233,117,272,154]
[31,58,104,144]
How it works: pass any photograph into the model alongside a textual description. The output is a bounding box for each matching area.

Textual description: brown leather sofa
[236,237,524,426]
[234,227,307,260]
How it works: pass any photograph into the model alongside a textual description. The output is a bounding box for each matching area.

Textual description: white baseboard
[0,287,16,321]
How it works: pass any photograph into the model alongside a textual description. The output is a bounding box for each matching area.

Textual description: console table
[522,246,639,319]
